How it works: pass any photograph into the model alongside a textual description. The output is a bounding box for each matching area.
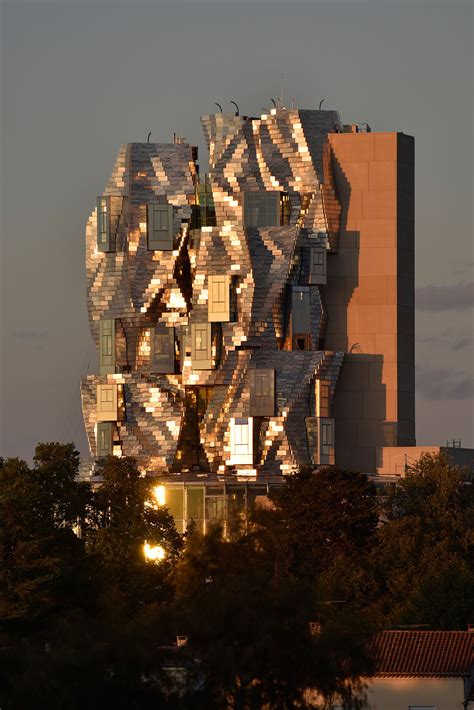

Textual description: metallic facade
[81,107,415,477]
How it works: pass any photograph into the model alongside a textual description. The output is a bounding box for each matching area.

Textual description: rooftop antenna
[270,98,277,108]
[262,107,270,114]
[280,73,284,107]
[214,102,223,113]
[318,99,325,110]
[147,132,152,143]
[230,101,239,116]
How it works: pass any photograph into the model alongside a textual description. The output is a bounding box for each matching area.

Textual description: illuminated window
[316,379,330,417]
[208,275,230,322]
[230,417,253,465]
[191,323,212,370]
[99,319,115,375]
[147,203,173,250]
[96,384,118,421]
[97,196,112,252]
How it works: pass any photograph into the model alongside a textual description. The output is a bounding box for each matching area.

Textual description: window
[191,323,212,369]
[147,203,174,250]
[96,384,118,421]
[195,181,216,227]
[97,196,112,252]
[292,286,311,333]
[316,379,330,417]
[208,275,230,322]
[309,247,327,285]
[230,417,253,464]
[150,325,175,373]
[99,319,115,375]
[97,422,113,457]
[319,417,335,464]
[249,369,275,416]
[243,191,280,227]
[408,707,436,710]
[205,496,226,522]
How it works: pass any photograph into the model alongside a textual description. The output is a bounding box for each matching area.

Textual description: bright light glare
[143,542,166,562]
[153,485,166,506]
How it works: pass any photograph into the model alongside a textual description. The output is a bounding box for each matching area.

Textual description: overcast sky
[1,0,473,462]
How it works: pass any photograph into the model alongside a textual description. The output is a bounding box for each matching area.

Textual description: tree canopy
[0,446,472,708]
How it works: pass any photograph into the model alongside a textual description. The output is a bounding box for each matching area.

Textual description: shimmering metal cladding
[81,109,344,474]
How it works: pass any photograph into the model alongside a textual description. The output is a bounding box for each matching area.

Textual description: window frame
[229,416,254,465]
[243,191,280,228]
[147,203,174,250]
[96,384,118,422]
[99,319,115,375]
[191,323,213,370]
[97,196,112,252]
[208,275,230,322]
[249,369,275,417]
[150,324,175,374]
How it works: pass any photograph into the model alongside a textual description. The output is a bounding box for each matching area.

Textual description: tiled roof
[369,631,474,677]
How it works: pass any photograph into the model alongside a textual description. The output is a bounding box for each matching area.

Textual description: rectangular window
[191,323,212,370]
[208,275,230,322]
[316,379,330,417]
[243,191,280,227]
[230,417,253,465]
[249,369,275,417]
[309,247,327,285]
[147,203,174,250]
[292,286,311,333]
[99,319,115,375]
[319,417,335,464]
[97,196,112,252]
[97,422,113,457]
[150,324,175,373]
[187,487,204,521]
[96,384,118,421]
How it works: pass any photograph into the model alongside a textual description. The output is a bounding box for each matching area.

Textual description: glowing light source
[143,542,166,562]
[153,485,166,506]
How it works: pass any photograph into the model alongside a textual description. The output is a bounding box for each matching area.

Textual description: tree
[270,466,378,581]
[0,445,89,624]
[375,453,474,628]
[87,456,183,614]
[161,524,373,709]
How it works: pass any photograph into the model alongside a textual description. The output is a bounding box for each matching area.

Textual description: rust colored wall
[325,132,415,472]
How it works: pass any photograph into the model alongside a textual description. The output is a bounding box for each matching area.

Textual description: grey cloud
[416,367,474,401]
[416,283,474,311]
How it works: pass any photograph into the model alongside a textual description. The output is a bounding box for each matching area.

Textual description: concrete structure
[80,105,422,482]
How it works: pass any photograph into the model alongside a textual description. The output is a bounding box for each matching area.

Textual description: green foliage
[1,447,472,707]
[373,453,474,629]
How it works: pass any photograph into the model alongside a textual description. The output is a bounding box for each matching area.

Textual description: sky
[1,0,473,462]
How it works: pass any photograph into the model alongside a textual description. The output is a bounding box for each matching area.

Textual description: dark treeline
[0,445,472,709]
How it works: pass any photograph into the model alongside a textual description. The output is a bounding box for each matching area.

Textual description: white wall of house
[366,676,466,710]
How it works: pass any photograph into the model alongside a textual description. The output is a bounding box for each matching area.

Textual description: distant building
[80,104,472,518]
[364,630,474,710]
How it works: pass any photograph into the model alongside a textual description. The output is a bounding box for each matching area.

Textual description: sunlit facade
[81,104,422,505]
